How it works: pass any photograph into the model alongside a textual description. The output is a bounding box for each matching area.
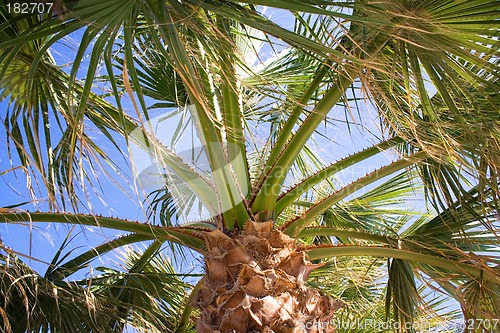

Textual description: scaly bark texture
[196,220,343,332]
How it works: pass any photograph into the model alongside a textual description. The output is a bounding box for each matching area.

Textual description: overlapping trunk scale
[196,221,344,332]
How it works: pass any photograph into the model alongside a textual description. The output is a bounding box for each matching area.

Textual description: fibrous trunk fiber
[195,220,343,332]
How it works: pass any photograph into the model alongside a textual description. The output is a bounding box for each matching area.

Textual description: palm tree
[1,0,499,332]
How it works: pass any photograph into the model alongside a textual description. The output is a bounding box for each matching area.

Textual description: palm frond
[0,249,110,332]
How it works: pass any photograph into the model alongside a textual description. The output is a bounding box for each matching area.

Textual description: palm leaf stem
[47,233,152,280]
[217,17,251,199]
[298,227,393,244]
[257,63,330,186]
[145,1,250,228]
[83,85,221,216]
[129,239,163,273]
[0,212,207,252]
[175,277,204,333]
[306,245,500,284]
[283,151,428,237]
[276,136,405,214]
[252,70,356,219]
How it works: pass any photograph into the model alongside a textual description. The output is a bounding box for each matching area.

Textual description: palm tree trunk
[195,221,344,332]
